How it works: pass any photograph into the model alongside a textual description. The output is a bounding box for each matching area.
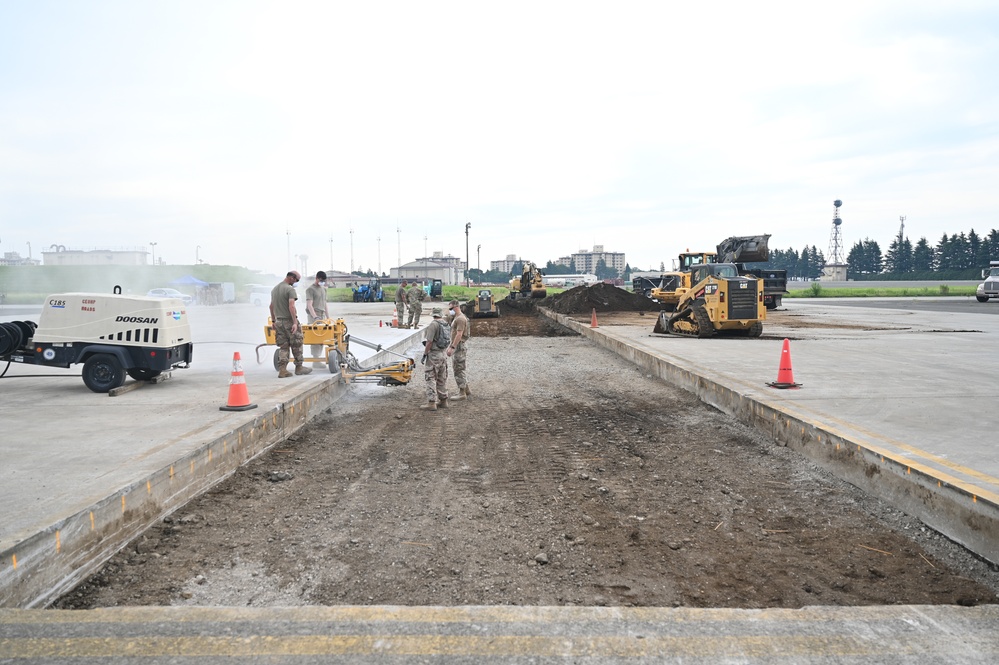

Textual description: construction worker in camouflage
[446,299,471,400]
[419,307,449,410]
[269,271,312,378]
[305,270,329,369]
[407,281,426,329]
[394,280,409,328]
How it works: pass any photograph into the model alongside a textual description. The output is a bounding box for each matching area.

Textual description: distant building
[570,245,626,275]
[41,246,149,266]
[490,254,535,274]
[542,273,597,287]
[390,258,464,285]
[1,252,40,267]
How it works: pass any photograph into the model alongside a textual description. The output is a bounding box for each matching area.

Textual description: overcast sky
[2,0,997,277]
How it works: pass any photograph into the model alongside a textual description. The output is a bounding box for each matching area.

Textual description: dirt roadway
[56,311,998,609]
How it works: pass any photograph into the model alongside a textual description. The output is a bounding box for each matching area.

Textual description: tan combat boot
[277,352,292,378]
[295,364,313,376]
[463,385,472,401]
[438,396,450,409]
[419,401,438,411]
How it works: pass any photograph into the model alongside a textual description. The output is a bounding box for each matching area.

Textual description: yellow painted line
[0,634,956,659]
[89,512,94,530]
[120,496,125,513]
[55,531,60,553]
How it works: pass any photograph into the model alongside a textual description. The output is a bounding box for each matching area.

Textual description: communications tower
[821,199,848,281]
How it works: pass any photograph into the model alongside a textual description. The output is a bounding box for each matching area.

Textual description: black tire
[977,295,989,302]
[127,368,162,381]
[82,353,126,393]
[693,303,714,338]
[273,348,284,372]
[327,349,343,374]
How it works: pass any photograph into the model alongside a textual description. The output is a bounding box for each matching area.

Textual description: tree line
[753,227,999,280]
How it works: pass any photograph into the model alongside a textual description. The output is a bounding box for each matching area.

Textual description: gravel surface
[56,312,999,609]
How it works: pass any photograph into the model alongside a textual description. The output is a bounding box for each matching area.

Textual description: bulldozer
[653,262,765,338]
[508,262,547,300]
[472,288,501,317]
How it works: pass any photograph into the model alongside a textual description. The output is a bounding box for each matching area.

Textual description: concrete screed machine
[257,318,414,386]
[652,236,769,338]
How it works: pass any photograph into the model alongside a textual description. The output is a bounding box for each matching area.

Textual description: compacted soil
[56,302,998,609]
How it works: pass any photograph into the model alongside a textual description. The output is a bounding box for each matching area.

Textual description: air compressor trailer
[0,289,194,393]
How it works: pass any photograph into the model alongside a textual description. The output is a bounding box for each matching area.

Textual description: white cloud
[1,0,998,274]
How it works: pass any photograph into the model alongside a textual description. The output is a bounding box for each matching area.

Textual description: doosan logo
[115,315,158,324]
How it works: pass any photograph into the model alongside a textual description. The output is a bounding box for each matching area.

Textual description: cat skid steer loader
[653,263,765,338]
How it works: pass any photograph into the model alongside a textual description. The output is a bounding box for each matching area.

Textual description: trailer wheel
[327,349,343,375]
[127,368,162,381]
[83,354,126,393]
[273,348,284,372]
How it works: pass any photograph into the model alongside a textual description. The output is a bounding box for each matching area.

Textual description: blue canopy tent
[170,275,209,286]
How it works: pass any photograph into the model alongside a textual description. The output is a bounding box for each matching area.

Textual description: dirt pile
[545,283,661,315]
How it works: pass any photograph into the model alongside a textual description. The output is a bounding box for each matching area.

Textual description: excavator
[651,235,771,338]
[508,262,547,300]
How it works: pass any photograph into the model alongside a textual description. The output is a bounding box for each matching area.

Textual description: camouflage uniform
[422,314,449,406]
[270,277,309,376]
[305,279,328,364]
[407,284,425,328]
[448,303,470,393]
[394,282,408,326]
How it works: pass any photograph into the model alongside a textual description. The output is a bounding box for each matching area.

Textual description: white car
[146,288,194,305]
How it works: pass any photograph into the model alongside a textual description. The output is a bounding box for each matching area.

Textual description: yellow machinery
[508,262,547,300]
[653,263,765,338]
[472,289,500,317]
[649,251,715,311]
[257,318,414,385]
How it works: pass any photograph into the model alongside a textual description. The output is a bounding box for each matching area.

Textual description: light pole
[299,254,308,277]
[377,235,381,276]
[349,227,354,274]
[26,241,32,261]
[396,226,401,275]
[465,222,471,287]
[329,234,334,271]
[196,245,201,264]
[149,242,157,266]
[477,244,481,275]
[423,235,427,282]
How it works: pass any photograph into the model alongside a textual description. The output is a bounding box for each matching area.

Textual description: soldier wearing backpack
[419,307,450,410]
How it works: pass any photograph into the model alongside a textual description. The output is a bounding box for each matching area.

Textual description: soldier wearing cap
[305,271,329,369]
[446,299,471,400]
[269,271,312,378]
[407,281,426,329]
[394,280,409,328]
[419,307,450,410]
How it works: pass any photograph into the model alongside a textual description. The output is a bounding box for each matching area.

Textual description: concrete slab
[0,302,419,607]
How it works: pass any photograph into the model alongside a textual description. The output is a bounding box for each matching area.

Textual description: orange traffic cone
[220,352,258,411]
[767,338,801,389]
[590,308,599,328]
[392,307,398,327]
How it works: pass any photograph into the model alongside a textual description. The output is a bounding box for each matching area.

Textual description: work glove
[421,354,428,365]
